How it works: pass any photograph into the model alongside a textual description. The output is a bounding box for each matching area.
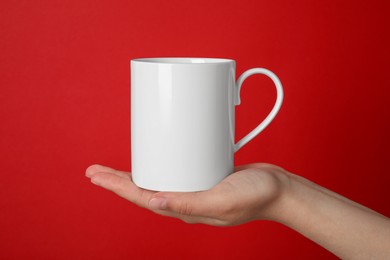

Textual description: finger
[91,170,227,225]
[152,209,226,226]
[86,164,130,179]
[90,171,156,208]
[147,189,226,219]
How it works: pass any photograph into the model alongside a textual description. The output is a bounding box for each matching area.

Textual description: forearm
[271,173,390,259]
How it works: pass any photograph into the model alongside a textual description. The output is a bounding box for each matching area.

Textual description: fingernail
[149,198,167,210]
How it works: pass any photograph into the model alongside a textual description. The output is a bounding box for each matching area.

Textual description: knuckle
[177,201,193,216]
[134,189,148,207]
[122,188,154,209]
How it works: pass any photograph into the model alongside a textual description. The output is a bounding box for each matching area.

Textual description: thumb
[148,191,223,217]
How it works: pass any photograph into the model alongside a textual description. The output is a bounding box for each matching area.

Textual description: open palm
[85,163,289,226]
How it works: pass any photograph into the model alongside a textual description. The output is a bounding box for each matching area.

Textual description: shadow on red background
[0,0,389,259]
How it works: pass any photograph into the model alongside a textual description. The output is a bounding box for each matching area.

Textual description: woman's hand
[86,163,390,259]
[85,163,290,226]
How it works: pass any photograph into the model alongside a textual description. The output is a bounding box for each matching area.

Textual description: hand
[85,163,290,226]
[86,163,390,258]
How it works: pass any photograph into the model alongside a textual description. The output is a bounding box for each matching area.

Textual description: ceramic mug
[131,58,283,192]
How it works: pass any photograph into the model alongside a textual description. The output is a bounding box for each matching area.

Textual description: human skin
[85,163,390,259]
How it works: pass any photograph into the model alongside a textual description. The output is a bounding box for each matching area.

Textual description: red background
[1,0,389,259]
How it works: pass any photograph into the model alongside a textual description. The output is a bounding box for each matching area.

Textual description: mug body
[131,58,236,191]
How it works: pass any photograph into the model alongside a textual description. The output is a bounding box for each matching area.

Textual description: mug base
[132,179,216,192]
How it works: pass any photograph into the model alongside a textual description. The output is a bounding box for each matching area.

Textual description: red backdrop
[1,0,389,259]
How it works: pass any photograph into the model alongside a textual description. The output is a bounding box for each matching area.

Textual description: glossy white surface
[131,58,283,191]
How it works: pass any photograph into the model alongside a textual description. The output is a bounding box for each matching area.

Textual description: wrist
[253,167,295,223]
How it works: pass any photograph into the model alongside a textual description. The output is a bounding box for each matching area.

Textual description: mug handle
[234,68,284,152]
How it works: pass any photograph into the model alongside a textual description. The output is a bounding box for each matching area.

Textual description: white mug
[131,58,283,192]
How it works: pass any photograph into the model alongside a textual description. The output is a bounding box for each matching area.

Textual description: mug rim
[131,57,235,64]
